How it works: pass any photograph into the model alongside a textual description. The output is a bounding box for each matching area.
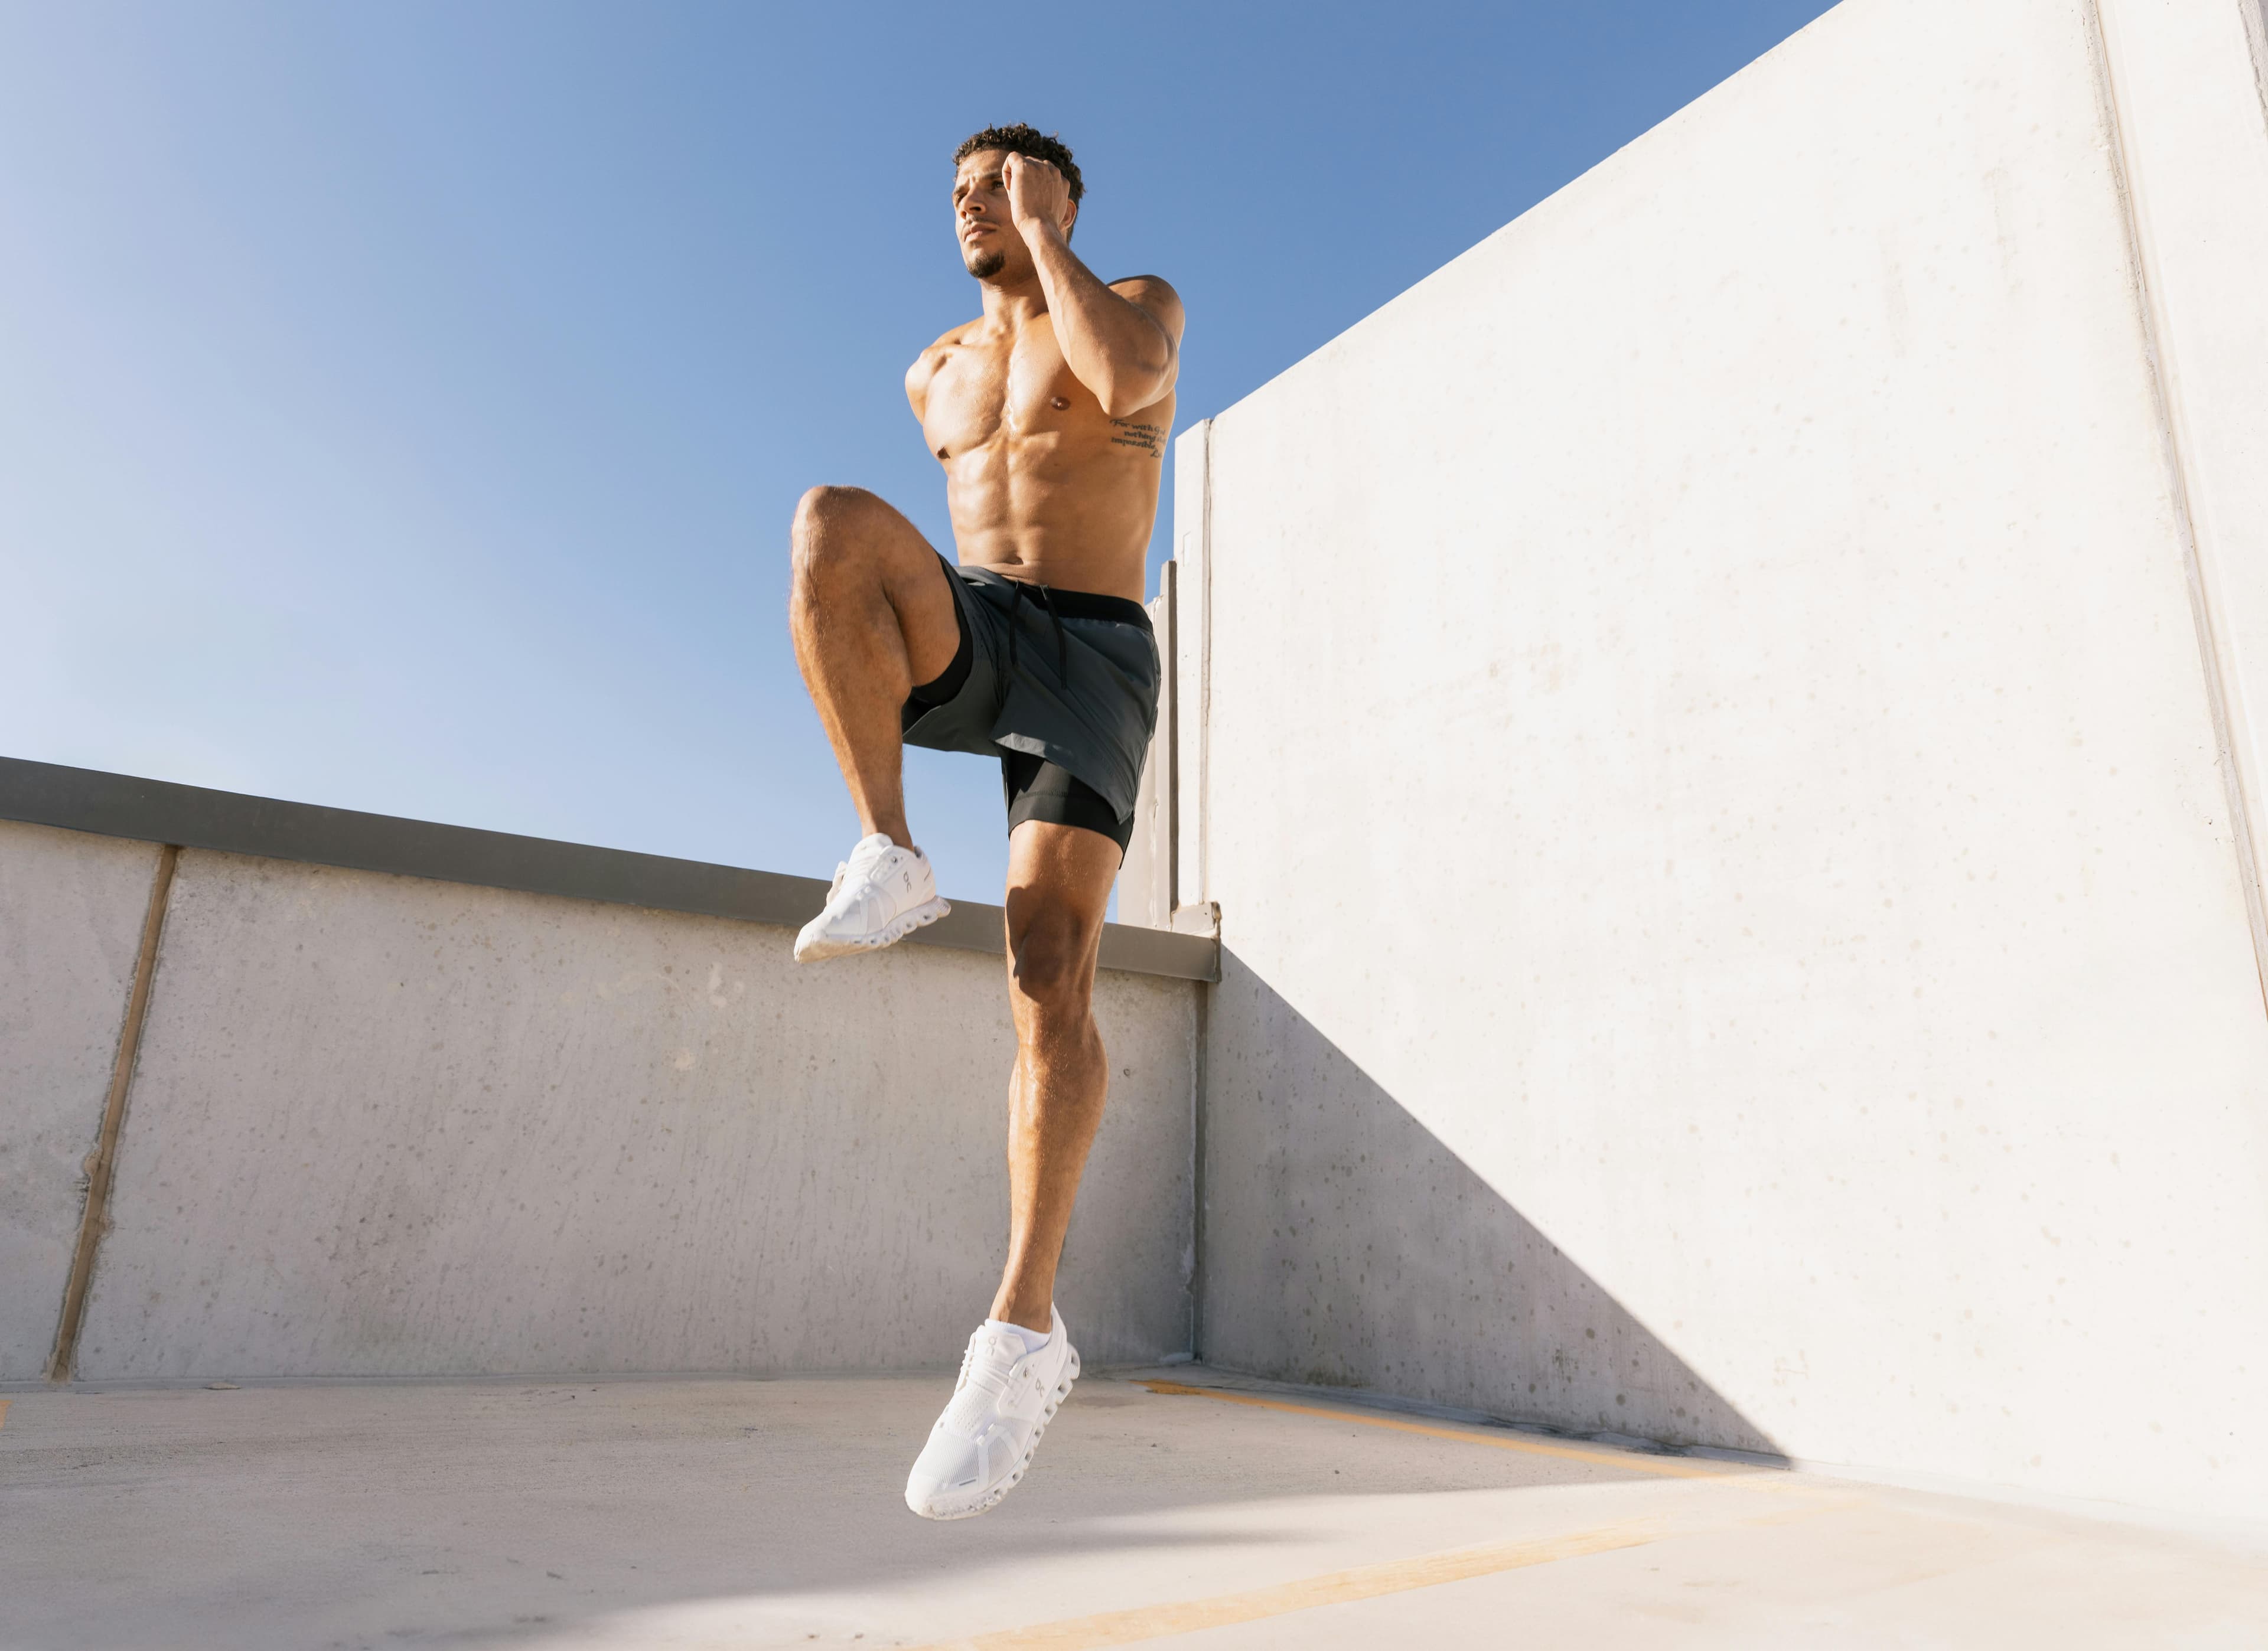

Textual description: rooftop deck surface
[5,1368,2261,1649]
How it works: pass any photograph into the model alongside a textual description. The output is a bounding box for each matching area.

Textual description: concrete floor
[3,1369,2263,1650]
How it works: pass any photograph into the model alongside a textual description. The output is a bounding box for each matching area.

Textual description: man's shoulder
[1107,275,1185,334]
[918,318,985,357]
[906,320,986,403]
[1108,273,1181,301]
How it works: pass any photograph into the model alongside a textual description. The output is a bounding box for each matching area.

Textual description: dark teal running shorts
[900,554,1160,856]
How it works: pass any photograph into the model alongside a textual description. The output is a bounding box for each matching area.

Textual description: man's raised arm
[1003,153,1182,418]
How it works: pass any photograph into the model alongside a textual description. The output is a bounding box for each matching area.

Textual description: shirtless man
[786,123,1182,1520]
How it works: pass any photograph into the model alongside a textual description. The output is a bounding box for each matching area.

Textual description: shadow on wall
[1200,951,1780,1457]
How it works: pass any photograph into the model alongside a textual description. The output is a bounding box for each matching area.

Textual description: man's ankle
[989,1299,1051,1337]
[983,1316,1052,1355]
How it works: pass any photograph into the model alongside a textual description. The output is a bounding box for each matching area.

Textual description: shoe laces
[844,836,906,886]
[826,841,902,919]
[941,1333,1021,1434]
[953,1327,1016,1395]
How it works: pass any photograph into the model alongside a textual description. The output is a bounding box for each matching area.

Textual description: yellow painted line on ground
[0,1398,9,1429]
[913,1518,1671,1651]
[1136,1379,1746,1483]
[909,1495,1866,1651]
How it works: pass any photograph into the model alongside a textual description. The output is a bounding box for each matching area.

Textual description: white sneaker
[904,1307,1080,1521]
[793,834,950,962]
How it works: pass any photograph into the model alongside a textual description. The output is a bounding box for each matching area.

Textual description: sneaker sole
[910,1347,1081,1522]
[794,896,951,963]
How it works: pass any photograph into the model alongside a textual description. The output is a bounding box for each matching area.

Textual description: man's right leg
[788,486,964,961]
[787,484,962,851]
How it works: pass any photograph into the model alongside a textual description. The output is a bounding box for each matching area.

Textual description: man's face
[953,150,1019,280]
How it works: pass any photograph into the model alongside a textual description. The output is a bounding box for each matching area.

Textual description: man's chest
[920,324,1090,457]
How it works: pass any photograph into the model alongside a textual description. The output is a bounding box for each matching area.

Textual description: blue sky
[0,1,1838,902]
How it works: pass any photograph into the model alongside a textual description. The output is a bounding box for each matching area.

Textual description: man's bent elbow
[1096,374,1172,420]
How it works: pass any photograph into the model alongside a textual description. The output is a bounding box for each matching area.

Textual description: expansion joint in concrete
[47,842,178,1384]
[1197,417,1214,906]
[1189,973,1210,1363]
[2247,0,2268,137]
[1163,556,1181,908]
[2088,0,2268,1022]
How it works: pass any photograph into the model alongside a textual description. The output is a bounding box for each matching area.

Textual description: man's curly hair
[953,123,1084,206]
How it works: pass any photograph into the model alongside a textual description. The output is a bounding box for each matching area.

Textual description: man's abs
[940,417,1170,601]
[915,315,1171,601]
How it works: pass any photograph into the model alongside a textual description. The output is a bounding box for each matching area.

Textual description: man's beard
[964,246,1006,279]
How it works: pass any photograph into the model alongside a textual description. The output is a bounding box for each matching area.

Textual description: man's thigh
[803,486,962,686]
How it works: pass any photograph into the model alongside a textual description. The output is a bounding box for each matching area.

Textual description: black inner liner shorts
[900,553,1161,856]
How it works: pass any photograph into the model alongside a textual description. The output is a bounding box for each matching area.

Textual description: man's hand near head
[1002,152,1076,246]
[997,152,1179,417]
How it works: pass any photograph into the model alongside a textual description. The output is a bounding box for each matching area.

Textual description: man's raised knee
[790,485,879,585]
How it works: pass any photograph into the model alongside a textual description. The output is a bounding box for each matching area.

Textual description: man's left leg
[993,820,1120,1328]
[904,819,1120,1521]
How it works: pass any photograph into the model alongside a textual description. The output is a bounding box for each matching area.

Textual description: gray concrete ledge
[0,758,1219,982]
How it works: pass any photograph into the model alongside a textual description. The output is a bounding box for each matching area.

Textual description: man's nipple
[1050,396,1069,410]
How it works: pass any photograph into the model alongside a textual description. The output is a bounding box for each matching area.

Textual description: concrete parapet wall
[1,802,1198,1381]
[0,824,162,1379]
[1183,0,2268,1521]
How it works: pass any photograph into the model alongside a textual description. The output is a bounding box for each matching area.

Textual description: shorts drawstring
[1005,579,1071,690]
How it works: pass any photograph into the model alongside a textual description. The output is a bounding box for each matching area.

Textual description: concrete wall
[1,826,1197,1381]
[1184,0,2268,1521]
[2098,0,2268,966]
[0,821,162,1379]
